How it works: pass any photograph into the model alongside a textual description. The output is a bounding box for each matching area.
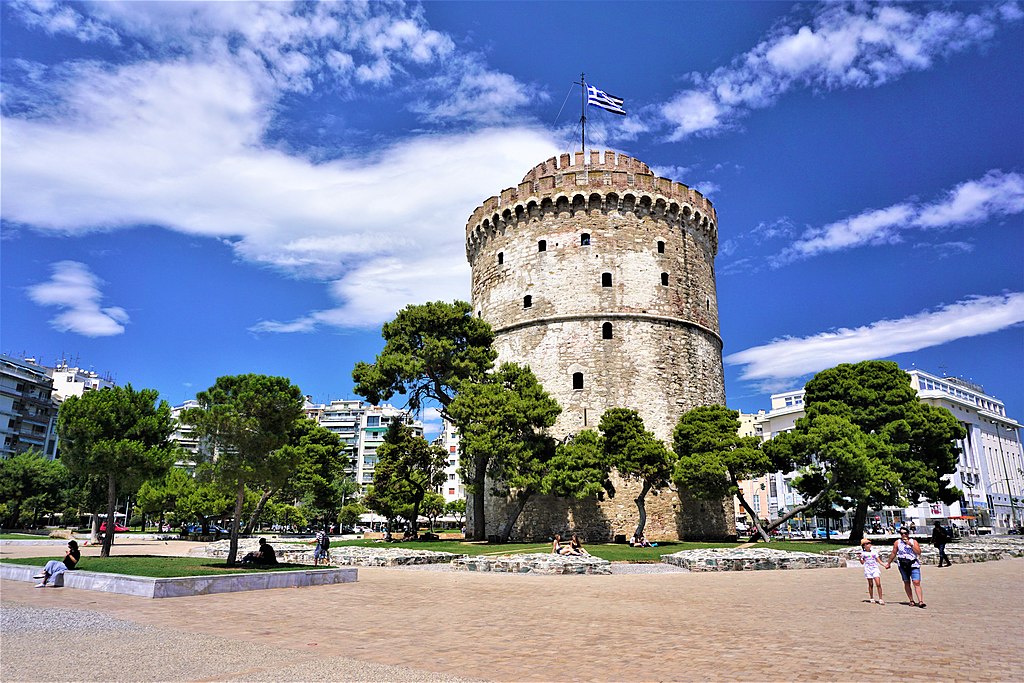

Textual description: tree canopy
[352,300,497,416]
[599,408,672,538]
[673,405,776,541]
[767,361,965,544]
[0,450,68,529]
[365,420,447,535]
[448,362,561,540]
[57,384,175,557]
[181,374,303,564]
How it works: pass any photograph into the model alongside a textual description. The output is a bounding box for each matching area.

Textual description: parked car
[98,522,130,533]
[186,523,231,536]
[813,528,841,538]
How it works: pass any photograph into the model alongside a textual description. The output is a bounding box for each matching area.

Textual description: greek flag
[587,84,625,115]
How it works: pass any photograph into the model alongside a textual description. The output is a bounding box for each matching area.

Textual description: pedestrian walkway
[2,542,1022,681]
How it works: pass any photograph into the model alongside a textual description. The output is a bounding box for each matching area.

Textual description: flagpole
[579,71,586,156]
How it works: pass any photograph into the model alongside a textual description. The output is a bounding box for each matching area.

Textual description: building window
[523,295,532,308]
[572,372,584,390]
[448,488,455,495]
[450,446,456,453]
[581,233,591,246]
[366,416,380,427]
[706,296,711,311]
[661,272,669,286]
[497,252,503,264]
[602,322,613,339]
[601,272,612,287]
[538,240,546,252]
[657,240,665,253]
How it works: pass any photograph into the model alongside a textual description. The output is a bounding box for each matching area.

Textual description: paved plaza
[2,540,1022,682]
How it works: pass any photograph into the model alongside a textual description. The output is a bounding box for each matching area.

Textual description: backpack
[316,531,330,550]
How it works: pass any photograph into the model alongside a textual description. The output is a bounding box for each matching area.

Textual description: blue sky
[3,1,1023,438]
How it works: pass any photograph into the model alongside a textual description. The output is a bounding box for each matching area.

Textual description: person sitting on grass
[34,540,80,588]
[241,538,278,566]
[629,532,653,548]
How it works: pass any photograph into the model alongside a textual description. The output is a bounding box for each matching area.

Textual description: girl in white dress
[858,538,887,604]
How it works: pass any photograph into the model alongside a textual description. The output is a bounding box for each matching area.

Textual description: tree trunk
[633,480,653,538]
[471,455,487,540]
[763,489,829,533]
[226,479,246,565]
[736,492,771,542]
[243,488,275,535]
[848,499,870,546]
[101,474,117,558]
[498,492,531,543]
[89,511,100,545]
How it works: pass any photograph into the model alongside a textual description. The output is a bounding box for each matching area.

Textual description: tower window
[661,272,669,286]
[524,295,532,309]
[602,272,612,287]
[706,296,712,311]
[572,372,584,390]
[657,241,665,253]
[497,252,504,264]
[581,233,591,246]
[602,322,613,339]
[538,240,546,252]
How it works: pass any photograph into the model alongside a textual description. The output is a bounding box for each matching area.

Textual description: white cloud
[4,60,556,323]
[776,170,1024,264]
[661,3,1020,139]
[725,292,1024,383]
[26,261,129,337]
[3,2,558,333]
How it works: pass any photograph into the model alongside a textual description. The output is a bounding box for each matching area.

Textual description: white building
[739,368,1024,533]
[0,356,59,459]
[432,417,465,504]
[47,361,115,402]
[306,398,423,495]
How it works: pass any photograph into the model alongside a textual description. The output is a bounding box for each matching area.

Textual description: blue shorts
[899,564,921,582]
[313,546,329,560]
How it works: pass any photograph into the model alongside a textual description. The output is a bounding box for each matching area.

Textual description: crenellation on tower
[465,149,731,541]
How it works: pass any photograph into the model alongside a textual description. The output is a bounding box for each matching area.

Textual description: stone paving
[2,539,1022,681]
[662,547,845,571]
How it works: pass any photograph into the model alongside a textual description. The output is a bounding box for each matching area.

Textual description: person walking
[931,521,952,567]
[312,526,331,566]
[858,538,887,604]
[887,528,925,607]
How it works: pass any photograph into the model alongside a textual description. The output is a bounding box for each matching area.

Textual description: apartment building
[0,355,59,459]
[432,417,464,504]
[306,398,423,495]
[48,361,116,401]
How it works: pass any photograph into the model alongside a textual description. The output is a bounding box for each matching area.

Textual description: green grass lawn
[0,533,54,539]
[326,538,846,560]
[2,556,311,578]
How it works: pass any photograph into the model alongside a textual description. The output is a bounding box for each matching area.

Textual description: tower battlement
[466,151,717,264]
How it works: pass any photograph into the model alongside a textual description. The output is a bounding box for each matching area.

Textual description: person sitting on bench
[35,540,80,587]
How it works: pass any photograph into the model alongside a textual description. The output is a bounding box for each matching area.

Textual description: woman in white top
[886,528,925,607]
[858,538,887,604]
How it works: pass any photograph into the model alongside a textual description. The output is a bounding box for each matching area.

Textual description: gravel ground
[1,603,484,682]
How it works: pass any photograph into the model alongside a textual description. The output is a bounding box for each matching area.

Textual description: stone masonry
[465,150,730,541]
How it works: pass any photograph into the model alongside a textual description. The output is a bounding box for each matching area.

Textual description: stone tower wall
[465,150,731,541]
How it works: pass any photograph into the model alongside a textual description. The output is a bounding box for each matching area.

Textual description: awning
[948,515,977,519]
